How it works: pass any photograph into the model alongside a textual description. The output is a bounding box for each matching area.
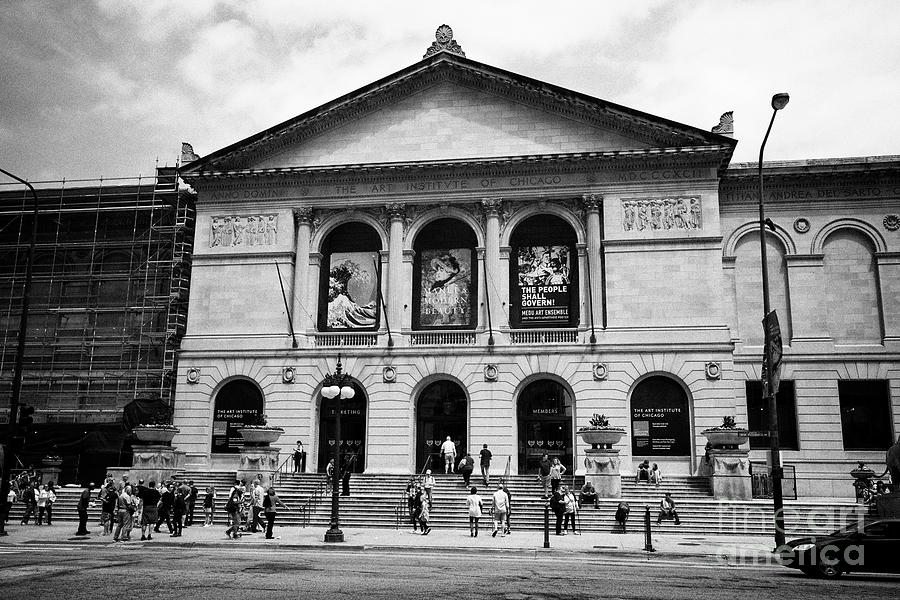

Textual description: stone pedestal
[237,446,281,488]
[130,445,184,484]
[40,466,61,485]
[583,448,621,498]
[709,448,752,500]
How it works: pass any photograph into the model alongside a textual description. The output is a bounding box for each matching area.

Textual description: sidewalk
[0,521,778,562]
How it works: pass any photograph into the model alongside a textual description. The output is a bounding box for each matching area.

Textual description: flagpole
[758,93,789,549]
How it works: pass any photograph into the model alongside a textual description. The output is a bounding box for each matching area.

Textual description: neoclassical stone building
[175,27,899,498]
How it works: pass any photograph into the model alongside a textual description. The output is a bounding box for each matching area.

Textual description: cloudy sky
[1,0,898,182]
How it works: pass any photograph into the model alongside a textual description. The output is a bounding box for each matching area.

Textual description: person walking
[43,483,57,525]
[501,481,512,534]
[549,457,566,494]
[562,486,579,535]
[250,480,265,533]
[415,488,431,535]
[125,486,140,541]
[550,487,565,535]
[185,480,198,526]
[171,488,186,537]
[100,482,117,535]
[262,487,290,539]
[224,484,243,540]
[112,485,134,542]
[490,484,509,537]
[75,482,94,536]
[458,453,475,486]
[615,501,630,534]
[203,486,216,526]
[20,482,37,525]
[139,481,161,541]
[440,436,457,474]
[538,453,552,498]
[465,486,483,537]
[406,479,420,532]
[155,482,174,534]
[36,484,53,525]
[479,444,493,486]
[422,470,435,509]
[293,440,306,473]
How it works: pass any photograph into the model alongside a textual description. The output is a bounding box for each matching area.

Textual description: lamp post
[0,168,40,537]
[758,92,789,548]
[321,356,354,543]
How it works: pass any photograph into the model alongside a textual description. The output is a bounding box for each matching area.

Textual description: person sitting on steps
[657,492,681,525]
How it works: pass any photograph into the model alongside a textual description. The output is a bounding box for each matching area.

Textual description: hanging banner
[418,248,472,327]
[761,309,783,397]
[515,245,571,324]
[326,251,379,329]
[631,390,691,456]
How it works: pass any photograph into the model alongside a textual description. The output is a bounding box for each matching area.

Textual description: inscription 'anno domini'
[622,197,701,232]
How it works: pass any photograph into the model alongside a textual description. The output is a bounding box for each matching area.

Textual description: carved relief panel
[210,214,278,247]
[622,197,701,232]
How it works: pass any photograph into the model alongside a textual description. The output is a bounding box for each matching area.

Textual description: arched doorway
[416,380,467,473]
[318,381,367,474]
[211,379,263,454]
[630,375,691,457]
[517,379,574,473]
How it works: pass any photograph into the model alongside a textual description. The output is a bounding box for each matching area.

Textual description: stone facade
[173,47,900,499]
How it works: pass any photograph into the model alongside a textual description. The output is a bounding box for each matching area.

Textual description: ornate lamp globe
[322,385,340,399]
[340,385,355,400]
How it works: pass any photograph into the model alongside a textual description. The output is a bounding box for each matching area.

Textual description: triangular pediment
[184,52,734,174]
[256,80,651,168]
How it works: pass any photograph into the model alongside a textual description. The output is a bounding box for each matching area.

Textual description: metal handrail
[271,452,296,485]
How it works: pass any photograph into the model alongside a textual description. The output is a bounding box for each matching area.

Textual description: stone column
[582,194,603,332]
[402,249,416,331]
[307,253,322,332]
[583,449,622,498]
[576,243,589,330]
[386,203,405,337]
[292,207,313,336]
[481,198,508,330]
[709,448,752,500]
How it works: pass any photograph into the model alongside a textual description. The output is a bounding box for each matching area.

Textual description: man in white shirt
[491,484,509,537]
[440,436,457,474]
[250,480,265,533]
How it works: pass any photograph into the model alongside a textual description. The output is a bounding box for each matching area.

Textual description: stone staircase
[7,473,868,537]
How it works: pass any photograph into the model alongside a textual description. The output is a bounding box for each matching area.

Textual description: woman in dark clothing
[262,487,289,539]
[171,489,186,537]
[550,488,565,535]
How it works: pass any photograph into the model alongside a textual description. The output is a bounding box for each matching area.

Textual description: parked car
[781,519,900,578]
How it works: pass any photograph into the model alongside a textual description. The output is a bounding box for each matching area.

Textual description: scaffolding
[0,168,196,425]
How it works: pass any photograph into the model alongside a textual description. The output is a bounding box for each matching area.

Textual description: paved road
[1,544,897,599]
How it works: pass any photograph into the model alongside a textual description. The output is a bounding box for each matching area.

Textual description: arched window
[412,218,477,329]
[318,222,381,331]
[630,375,691,457]
[211,379,264,454]
[509,214,578,328]
[734,232,791,345]
[823,230,881,343]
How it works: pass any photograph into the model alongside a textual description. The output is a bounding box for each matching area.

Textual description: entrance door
[517,379,574,473]
[416,380,467,473]
[318,383,366,473]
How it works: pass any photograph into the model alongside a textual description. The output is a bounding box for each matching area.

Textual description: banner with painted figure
[419,248,472,327]
[326,251,379,329]
[516,245,571,324]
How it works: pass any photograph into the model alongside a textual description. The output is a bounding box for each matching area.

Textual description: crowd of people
[4,449,689,540]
